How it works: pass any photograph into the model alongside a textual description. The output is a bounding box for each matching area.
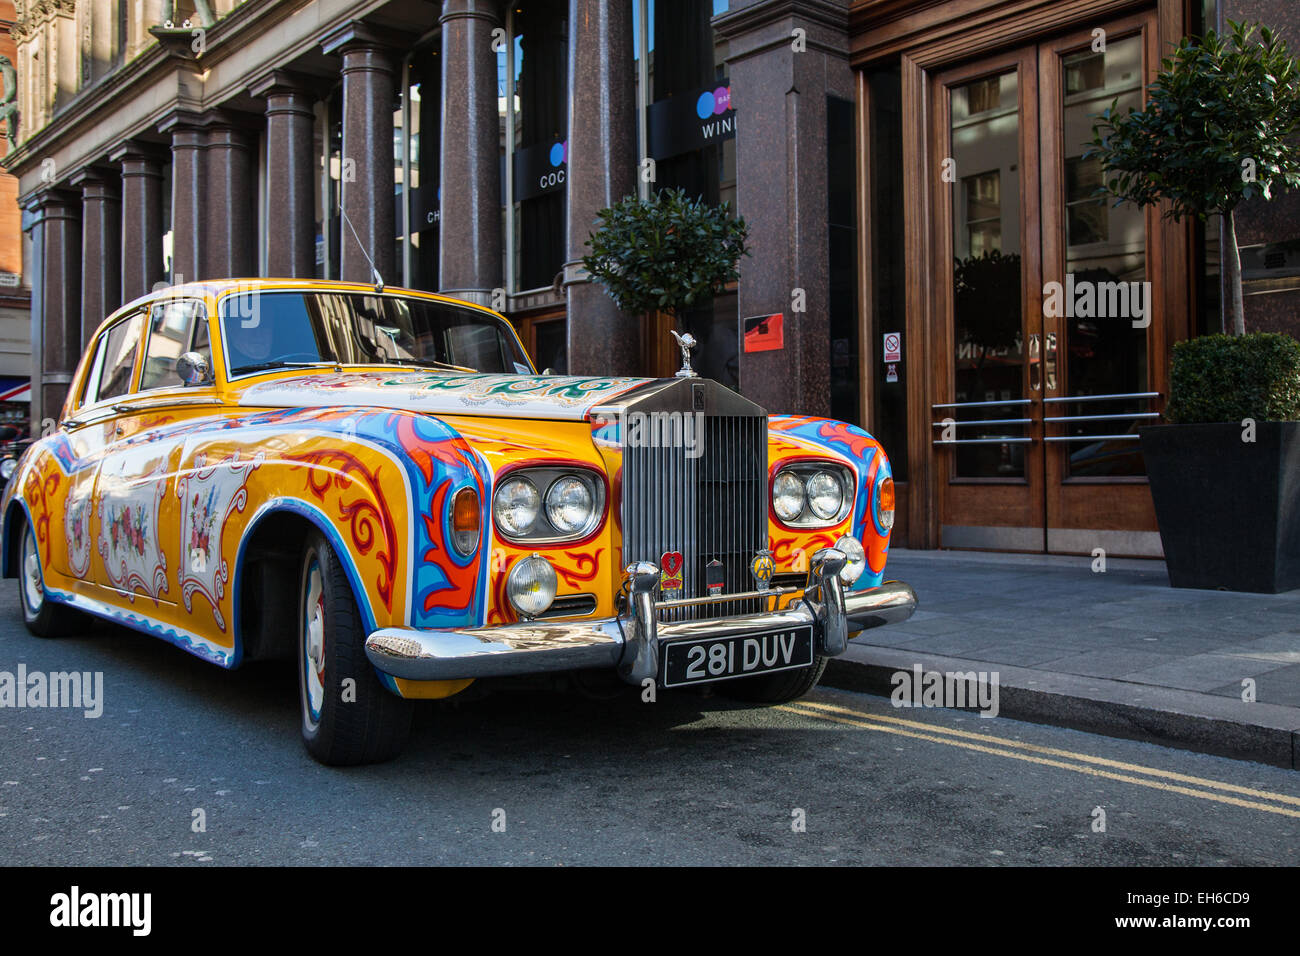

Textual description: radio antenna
[340,206,385,293]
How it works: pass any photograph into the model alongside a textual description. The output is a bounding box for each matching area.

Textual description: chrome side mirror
[176,351,212,386]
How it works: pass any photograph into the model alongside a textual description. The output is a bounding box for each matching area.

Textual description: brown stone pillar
[73,168,122,346]
[716,0,853,416]
[439,0,503,305]
[251,72,317,278]
[323,24,396,285]
[564,0,639,376]
[204,120,257,278]
[113,143,166,304]
[161,114,207,284]
[25,191,82,429]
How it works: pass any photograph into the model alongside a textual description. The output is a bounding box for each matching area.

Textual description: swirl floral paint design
[176,451,262,631]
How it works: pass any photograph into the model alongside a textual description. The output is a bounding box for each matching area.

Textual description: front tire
[18,521,85,638]
[716,655,829,703]
[297,530,413,765]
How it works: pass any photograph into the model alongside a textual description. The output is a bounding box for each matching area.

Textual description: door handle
[1028,334,1041,392]
[1045,332,1058,391]
[112,404,136,414]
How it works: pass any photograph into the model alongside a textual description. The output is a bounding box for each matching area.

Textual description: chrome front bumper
[364,549,916,685]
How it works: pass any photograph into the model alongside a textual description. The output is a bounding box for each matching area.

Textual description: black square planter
[1140,422,1300,593]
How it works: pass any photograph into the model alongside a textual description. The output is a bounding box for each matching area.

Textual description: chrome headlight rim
[806,470,843,520]
[492,475,541,538]
[544,474,596,537]
[0,458,16,481]
[771,462,854,528]
[771,471,805,523]
[492,466,607,543]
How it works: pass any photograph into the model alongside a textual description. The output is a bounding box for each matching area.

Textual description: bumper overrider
[364,548,916,685]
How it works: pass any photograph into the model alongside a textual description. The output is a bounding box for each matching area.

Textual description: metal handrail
[931,418,1033,427]
[1043,412,1160,424]
[932,398,1033,409]
[933,437,1033,445]
[1044,434,1141,442]
[1042,391,1161,404]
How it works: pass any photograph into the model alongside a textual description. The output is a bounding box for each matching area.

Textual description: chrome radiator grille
[621,411,768,621]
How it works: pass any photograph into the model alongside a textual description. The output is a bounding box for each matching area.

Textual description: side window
[96,314,145,402]
[141,300,209,390]
[79,337,110,409]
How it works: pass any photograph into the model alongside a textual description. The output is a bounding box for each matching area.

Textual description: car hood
[235,370,658,420]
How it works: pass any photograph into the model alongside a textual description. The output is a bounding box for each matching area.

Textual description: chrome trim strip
[364,580,918,682]
[656,585,798,609]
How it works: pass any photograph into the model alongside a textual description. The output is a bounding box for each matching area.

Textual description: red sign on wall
[743,313,784,353]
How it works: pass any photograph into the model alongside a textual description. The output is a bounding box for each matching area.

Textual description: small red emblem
[660,550,684,592]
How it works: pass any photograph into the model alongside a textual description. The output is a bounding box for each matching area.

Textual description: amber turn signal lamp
[876,476,896,532]
[452,487,481,555]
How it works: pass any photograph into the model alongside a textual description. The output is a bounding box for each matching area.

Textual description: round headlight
[493,476,540,537]
[835,535,866,584]
[0,459,16,481]
[806,471,844,520]
[507,553,557,619]
[772,471,805,522]
[546,475,593,535]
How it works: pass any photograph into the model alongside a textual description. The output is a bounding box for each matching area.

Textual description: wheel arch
[2,495,34,579]
[232,498,379,665]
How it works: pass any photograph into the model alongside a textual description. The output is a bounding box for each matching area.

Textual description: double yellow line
[776,699,1300,819]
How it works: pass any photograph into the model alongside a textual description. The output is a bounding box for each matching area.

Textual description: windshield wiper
[379,357,474,372]
[230,360,329,375]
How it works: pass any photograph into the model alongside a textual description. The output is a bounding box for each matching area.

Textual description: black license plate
[661,626,815,688]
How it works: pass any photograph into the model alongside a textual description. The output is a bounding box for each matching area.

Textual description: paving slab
[826,548,1300,769]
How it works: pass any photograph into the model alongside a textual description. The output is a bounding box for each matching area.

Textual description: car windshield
[218,290,532,377]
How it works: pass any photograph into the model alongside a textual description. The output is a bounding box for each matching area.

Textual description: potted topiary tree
[1088,21,1300,591]
[581,187,749,376]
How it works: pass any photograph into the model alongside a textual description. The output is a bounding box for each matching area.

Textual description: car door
[90,302,201,607]
[53,311,147,588]
[106,298,239,630]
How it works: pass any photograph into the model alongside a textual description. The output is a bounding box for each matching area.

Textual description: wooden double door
[929,11,1177,556]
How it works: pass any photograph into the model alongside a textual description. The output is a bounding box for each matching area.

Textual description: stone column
[72,168,122,346]
[113,142,166,304]
[439,0,503,305]
[204,119,257,278]
[24,191,82,429]
[323,24,396,285]
[716,0,854,416]
[161,113,207,284]
[563,0,639,375]
[251,72,317,278]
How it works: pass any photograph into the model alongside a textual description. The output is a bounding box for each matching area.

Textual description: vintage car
[2,279,916,764]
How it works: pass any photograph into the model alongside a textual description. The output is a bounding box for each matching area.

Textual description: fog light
[507,552,557,619]
[835,535,866,584]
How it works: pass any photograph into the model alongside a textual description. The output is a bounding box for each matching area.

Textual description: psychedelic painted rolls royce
[2,280,915,764]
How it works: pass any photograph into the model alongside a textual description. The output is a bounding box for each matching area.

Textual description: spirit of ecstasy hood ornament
[669,329,699,379]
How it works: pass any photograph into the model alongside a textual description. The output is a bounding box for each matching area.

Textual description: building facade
[4,0,1297,553]
[0,0,32,428]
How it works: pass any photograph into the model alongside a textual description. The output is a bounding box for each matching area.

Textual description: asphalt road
[1,581,1298,866]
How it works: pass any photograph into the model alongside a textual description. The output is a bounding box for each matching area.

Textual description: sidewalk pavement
[826,548,1300,769]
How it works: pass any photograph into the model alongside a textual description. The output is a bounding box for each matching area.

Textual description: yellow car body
[2,279,914,763]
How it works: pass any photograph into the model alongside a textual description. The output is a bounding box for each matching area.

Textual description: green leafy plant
[581,188,749,331]
[1166,332,1300,423]
[1087,20,1300,335]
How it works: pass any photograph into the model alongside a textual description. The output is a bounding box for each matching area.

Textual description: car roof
[92,279,504,342]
